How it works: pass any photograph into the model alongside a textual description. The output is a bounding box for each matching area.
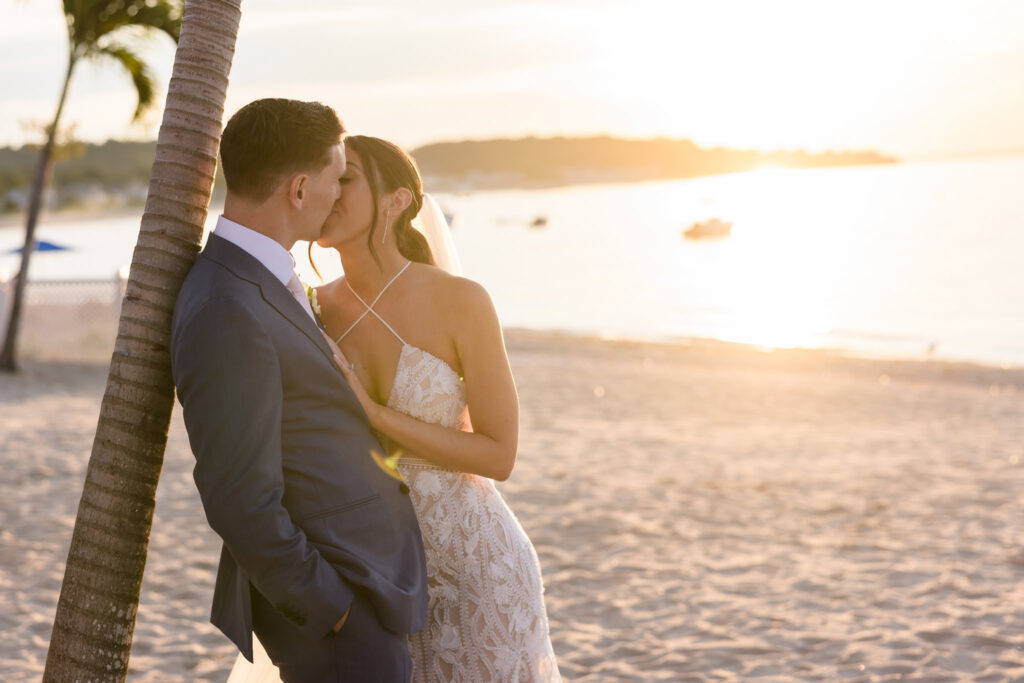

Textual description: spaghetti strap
[335,261,412,345]
[335,308,373,343]
[364,308,407,346]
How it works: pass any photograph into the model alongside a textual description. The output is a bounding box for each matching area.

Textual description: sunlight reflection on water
[1,156,1021,365]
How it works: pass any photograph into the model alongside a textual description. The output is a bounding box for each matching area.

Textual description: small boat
[683,218,732,239]
[528,215,548,229]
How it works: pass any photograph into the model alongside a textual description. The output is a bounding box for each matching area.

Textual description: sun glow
[673,166,866,351]
[693,241,839,351]
[3,0,1024,157]
[565,0,1024,157]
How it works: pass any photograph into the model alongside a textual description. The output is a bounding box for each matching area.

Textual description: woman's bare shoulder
[408,263,492,313]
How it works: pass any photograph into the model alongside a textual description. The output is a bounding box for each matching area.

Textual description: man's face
[297,143,346,241]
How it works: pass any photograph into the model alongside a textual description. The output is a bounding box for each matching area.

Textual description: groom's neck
[223,193,295,251]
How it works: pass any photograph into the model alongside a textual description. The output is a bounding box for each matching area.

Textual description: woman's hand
[322,331,382,426]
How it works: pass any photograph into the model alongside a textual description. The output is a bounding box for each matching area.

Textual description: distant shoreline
[422,158,903,194]
[502,327,1024,377]
[413,135,898,191]
[0,203,227,230]
[1,134,897,215]
[10,286,1023,373]
[0,205,143,229]
[0,156,905,226]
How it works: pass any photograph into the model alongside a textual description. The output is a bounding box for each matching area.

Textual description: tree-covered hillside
[0,136,896,212]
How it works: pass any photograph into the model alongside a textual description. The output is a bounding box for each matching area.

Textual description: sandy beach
[2,317,1024,681]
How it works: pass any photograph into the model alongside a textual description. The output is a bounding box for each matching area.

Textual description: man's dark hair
[220,99,345,202]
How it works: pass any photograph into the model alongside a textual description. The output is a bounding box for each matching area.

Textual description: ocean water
[1,156,1022,366]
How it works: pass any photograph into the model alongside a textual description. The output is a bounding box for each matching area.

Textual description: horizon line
[3,132,1023,163]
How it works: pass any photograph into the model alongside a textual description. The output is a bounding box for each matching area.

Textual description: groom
[171,99,427,681]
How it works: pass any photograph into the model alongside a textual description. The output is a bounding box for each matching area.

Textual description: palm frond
[66,1,182,51]
[126,2,182,42]
[96,43,156,121]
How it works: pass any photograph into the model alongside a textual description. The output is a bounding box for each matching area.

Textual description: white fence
[0,272,128,361]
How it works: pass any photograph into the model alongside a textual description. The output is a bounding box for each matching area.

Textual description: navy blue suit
[171,234,427,681]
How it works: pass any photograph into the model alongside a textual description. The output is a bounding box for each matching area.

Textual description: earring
[381,210,391,244]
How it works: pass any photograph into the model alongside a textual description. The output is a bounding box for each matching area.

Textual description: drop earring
[381,210,391,244]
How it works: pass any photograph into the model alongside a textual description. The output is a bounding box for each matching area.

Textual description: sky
[1,0,1023,159]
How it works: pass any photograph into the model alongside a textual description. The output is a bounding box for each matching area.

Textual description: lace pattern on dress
[389,345,561,682]
[389,345,466,432]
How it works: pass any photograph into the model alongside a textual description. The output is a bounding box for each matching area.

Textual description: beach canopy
[4,240,72,255]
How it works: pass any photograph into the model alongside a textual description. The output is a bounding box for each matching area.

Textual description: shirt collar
[212,215,294,286]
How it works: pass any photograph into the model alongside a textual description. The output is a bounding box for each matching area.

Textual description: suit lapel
[202,234,336,365]
[259,276,336,362]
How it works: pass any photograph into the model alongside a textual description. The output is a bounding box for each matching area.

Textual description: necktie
[285,272,317,323]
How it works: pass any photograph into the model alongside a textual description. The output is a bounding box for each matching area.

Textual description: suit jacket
[170,234,427,660]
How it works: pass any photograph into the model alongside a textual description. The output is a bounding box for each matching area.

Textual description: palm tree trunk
[43,2,241,680]
[0,55,75,371]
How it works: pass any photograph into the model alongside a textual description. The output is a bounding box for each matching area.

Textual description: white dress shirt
[212,216,318,322]
[212,215,294,286]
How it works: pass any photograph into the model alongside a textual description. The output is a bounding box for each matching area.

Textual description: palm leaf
[124,2,181,42]
[94,1,181,44]
[96,43,156,120]
[66,1,181,54]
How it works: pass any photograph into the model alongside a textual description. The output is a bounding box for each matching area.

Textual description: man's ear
[288,173,308,210]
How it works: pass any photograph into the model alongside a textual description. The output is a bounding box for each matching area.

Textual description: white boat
[683,218,732,239]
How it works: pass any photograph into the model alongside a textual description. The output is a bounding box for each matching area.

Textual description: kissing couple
[170,99,561,682]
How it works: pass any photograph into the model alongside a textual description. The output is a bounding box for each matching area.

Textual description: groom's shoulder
[178,253,248,305]
[173,253,263,335]
[181,249,244,290]
[181,233,271,297]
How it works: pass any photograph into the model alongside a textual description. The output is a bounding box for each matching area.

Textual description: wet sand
[2,326,1023,681]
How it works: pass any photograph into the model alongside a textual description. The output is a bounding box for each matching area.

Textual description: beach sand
[2,321,1024,681]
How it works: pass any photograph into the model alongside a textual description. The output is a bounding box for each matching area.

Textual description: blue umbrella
[4,239,72,255]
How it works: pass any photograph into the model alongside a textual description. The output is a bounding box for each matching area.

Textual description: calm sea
[2,156,1022,366]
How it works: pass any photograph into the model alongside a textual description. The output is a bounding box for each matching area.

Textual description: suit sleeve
[171,295,353,638]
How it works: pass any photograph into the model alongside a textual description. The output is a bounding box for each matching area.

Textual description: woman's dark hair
[310,135,434,279]
[220,98,344,202]
[349,136,435,268]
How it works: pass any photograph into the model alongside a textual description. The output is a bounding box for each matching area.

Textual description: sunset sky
[1,0,1023,159]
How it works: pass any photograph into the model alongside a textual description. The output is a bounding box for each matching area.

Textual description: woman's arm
[325,280,519,481]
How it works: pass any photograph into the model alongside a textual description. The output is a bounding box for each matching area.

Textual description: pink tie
[285,272,317,322]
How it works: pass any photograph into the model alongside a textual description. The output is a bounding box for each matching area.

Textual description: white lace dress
[388,343,561,683]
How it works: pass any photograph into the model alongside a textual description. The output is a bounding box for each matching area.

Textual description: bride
[227,135,560,682]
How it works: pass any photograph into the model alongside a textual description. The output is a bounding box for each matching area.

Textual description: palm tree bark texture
[44,1,242,680]
[2,0,181,371]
